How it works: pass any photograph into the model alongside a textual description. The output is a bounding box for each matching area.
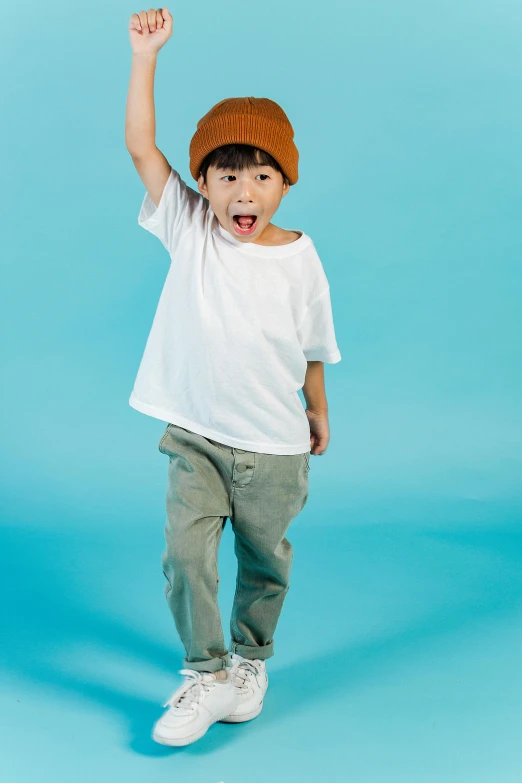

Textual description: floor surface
[1,500,521,783]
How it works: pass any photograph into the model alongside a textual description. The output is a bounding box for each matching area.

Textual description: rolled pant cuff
[183,654,230,673]
[229,640,274,661]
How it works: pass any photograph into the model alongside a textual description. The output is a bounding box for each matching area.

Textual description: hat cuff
[189,113,298,185]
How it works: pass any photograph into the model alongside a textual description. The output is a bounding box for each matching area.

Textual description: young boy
[126,7,342,747]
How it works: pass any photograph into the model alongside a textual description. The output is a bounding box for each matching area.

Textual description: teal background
[2,0,521,781]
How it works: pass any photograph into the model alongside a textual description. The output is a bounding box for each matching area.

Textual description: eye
[221,173,270,182]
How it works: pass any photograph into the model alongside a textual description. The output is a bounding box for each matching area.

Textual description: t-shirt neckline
[214,218,311,258]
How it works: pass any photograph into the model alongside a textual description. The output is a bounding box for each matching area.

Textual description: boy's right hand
[129,7,173,55]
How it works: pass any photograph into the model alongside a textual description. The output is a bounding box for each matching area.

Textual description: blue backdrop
[2,1,521,781]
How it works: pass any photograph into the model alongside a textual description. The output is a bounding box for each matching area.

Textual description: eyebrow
[219,166,271,172]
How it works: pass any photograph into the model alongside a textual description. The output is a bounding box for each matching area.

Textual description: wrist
[132,51,158,60]
[306,406,328,417]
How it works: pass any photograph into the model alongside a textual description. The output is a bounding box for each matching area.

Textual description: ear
[281,180,291,198]
[197,172,208,197]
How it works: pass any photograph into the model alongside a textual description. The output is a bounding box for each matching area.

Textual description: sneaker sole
[218,700,264,723]
[152,704,235,746]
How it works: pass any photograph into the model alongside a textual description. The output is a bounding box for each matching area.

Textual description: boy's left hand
[305,409,330,455]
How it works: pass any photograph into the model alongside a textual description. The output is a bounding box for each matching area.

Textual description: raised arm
[125,7,174,207]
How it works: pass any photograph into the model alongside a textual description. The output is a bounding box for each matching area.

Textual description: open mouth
[232,215,258,235]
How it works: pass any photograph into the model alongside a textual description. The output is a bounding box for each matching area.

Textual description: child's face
[197,162,290,242]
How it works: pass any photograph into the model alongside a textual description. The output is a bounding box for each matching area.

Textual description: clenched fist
[129,7,173,55]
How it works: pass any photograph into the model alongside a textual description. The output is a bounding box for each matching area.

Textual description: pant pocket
[158,423,173,454]
[303,451,310,473]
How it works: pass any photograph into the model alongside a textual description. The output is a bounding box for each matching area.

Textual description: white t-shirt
[129,167,342,455]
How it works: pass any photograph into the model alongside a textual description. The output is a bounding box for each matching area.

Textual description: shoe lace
[163,669,217,716]
[232,658,263,690]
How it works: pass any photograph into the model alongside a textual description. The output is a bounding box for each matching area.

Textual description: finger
[147,7,157,31]
[161,6,173,25]
[138,10,150,31]
[159,7,172,30]
[157,7,172,29]
[129,12,141,30]
[312,436,327,454]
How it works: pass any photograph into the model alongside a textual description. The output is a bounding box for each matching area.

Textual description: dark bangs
[199,144,289,186]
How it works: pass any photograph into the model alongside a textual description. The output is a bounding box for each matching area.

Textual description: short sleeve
[137,168,206,255]
[296,287,342,363]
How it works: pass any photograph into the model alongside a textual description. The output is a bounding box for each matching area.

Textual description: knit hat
[189,97,299,185]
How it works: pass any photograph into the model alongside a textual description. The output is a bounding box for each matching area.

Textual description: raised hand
[129,7,173,55]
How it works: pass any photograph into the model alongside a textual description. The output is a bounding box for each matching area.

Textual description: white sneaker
[219,653,269,723]
[152,668,240,746]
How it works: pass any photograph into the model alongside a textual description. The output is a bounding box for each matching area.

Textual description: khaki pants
[157,423,310,673]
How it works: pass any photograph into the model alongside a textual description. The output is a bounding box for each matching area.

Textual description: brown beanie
[189,97,299,185]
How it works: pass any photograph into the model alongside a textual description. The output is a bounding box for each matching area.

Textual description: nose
[235,177,255,202]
